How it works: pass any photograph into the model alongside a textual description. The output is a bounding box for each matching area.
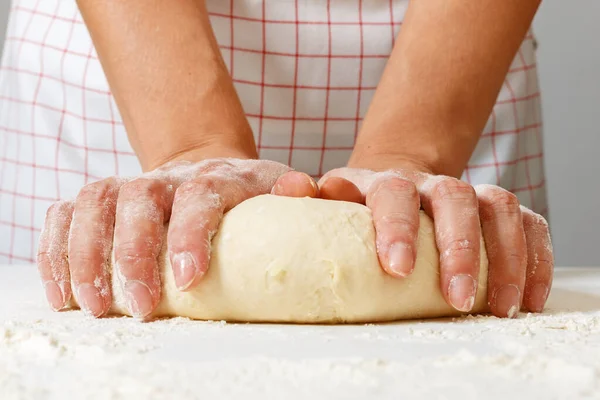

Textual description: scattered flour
[2,265,599,399]
[1,308,599,400]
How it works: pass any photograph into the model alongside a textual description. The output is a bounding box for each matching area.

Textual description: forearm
[350,0,541,177]
[77,0,257,171]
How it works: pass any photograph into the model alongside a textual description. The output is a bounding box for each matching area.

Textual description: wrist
[144,138,258,171]
[350,119,476,178]
[348,147,440,177]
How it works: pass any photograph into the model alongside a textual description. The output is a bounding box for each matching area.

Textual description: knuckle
[441,238,478,261]
[376,214,419,244]
[44,200,74,227]
[114,239,160,261]
[379,212,419,233]
[37,254,67,282]
[491,189,520,207]
[486,190,520,217]
[381,176,417,196]
[199,159,228,174]
[36,250,53,267]
[237,168,256,184]
[76,180,118,209]
[175,181,198,197]
[503,250,528,268]
[176,178,218,199]
[529,258,554,280]
[434,178,476,202]
[172,180,224,224]
[120,178,163,200]
[67,248,103,269]
[46,200,72,217]
[193,176,219,192]
[369,176,417,205]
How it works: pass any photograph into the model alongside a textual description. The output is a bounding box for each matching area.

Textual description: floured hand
[37,159,317,319]
[318,167,554,319]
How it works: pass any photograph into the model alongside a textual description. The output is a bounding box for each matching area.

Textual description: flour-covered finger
[476,185,527,318]
[167,178,226,291]
[421,177,481,313]
[114,178,174,319]
[68,178,122,317]
[366,176,420,278]
[521,207,554,313]
[37,201,74,311]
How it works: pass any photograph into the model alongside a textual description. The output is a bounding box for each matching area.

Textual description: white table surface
[1,264,599,400]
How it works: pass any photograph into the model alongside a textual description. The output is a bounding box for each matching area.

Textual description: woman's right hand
[37,158,317,319]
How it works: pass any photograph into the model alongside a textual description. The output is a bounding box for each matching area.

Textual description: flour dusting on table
[1,309,599,400]
[1,265,600,399]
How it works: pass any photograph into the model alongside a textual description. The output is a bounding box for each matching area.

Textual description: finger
[319,177,363,204]
[114,178,174,319]
[421,177,481,313]
[68,178,122,317]
[170,164,289,292]
[475,185,527,318]
[271,171,318,198]
[521,206,554,312]
[366,176,420,278]
[168,178,225,291]
[37,201,74,311]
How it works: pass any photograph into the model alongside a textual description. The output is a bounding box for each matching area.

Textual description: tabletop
[1,264,599,400]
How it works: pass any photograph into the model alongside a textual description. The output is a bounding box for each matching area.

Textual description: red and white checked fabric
[0,0,547,264]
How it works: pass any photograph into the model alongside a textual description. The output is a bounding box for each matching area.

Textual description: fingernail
[493,284,521,318]
[528,283,549,313]
[44,281,65,311]
[448,274,477,312]
[387,243,414,277]
[77,283,105,317]
[172,252,198,291]
[124,280,154,318]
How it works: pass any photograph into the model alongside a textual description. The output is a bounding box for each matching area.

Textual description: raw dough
[107,194,489,323]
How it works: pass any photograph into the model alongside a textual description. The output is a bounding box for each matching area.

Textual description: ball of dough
[106,194,489,323]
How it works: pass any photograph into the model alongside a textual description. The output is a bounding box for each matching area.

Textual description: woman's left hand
[318,166,553,318]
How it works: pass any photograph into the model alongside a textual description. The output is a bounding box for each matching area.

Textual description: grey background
[0,2,598,266]
[533,1,600,266]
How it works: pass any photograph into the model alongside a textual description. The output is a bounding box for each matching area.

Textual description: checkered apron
[0,0,547,264]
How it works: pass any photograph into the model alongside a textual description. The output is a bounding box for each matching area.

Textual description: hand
[318,166,554,318]
[37,158,317,319]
